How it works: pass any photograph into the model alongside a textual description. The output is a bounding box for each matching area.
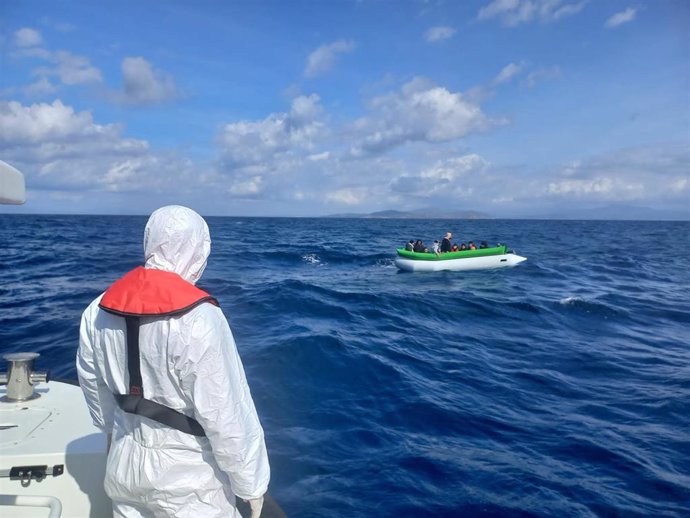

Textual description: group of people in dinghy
[405,232,490,255]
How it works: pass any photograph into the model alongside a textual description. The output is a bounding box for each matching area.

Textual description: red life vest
[98,266,219,437]
[99,266,218,317]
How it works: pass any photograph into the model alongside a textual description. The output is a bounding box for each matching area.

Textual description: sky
[1,0,688,217]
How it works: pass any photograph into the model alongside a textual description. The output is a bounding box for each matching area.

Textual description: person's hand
[247,496,264,518]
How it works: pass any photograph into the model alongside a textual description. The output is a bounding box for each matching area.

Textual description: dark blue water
[1,215,689,517]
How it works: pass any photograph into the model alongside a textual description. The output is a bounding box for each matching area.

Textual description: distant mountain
[529,204,690,221]
[326,208,493,219]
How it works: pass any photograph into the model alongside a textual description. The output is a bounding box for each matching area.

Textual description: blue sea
[1,215,689,517]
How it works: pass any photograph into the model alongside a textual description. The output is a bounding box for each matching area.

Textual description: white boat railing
[0,494,63,518]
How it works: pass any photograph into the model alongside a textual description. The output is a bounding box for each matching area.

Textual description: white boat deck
[0,380,112,518]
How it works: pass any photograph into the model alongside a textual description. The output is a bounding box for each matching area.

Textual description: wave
[557,295,627,318]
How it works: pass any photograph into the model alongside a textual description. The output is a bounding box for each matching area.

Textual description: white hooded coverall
[77,206,270,518]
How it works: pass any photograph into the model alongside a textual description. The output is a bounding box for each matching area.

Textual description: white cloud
[4,100,683,215]
[493,62,524,85]
[14,46,52,60]
[26,50,102,85]
[420,154,488,181]
[547,177,616,196]
[229,176,263,196]
[391,143,690,212]
[290,93,323,123]
[216,94,327,196]
[522,66,561,88]
[118,57,178,105]
[214,92,432,206]
[24,77,58,97]
[467,63,559,102]
[10,31,103,94]
[51,50,103,84]
[670,177,687,193]
[219,94,325,166]
[210,80,495,207]
[14,28,43,47]
[465,62,529,104]
[0,100,116,144]
[308,151,330,161]
[0,100,195,193]
[605,7,637,28]
[549,0,588,20]
[304,39,356,77]
[325,187,369,205]
[100,156,185,192]
[479,0,520,22]
[559,160,582,176]
[350,78,491,155]
[392,154,488,199]
[425,26,456,42]
[543,143,690,202]
[478,0,588,26]
[18,49,174,103]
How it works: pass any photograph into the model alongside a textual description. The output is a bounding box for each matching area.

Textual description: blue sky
[1,0,688,216]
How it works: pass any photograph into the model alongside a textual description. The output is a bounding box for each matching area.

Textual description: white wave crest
[302,253,322,265]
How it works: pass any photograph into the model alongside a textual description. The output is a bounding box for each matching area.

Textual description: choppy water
[1,215,689,517]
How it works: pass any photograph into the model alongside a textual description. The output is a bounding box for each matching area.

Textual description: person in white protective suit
[77,205,270,518]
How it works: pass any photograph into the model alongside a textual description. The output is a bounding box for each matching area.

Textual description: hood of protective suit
[144,205,211,285]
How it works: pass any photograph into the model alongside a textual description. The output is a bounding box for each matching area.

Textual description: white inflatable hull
[395,253,527,272]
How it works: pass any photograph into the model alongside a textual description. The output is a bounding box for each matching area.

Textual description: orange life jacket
[100,266,218,317]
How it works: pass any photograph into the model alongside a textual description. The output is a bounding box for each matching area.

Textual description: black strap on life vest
[115,316,206,437]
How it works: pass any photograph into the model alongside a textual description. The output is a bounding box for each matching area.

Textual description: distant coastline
[325,209,493,219]
[325,204,690,221]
